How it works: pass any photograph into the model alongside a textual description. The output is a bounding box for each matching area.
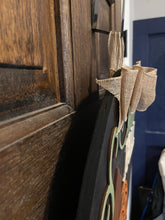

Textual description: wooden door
[0,0,121,219]
[0,1,75,219]
[0,0,96,219]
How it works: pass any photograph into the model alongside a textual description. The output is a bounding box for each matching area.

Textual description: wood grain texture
[114,0,121,32]
[91,33,98,96]
[0,103,73,149]
[0,0,60,100]
[41,0,60,100]
[0,68,57,121]
[110,3,116,31]
[0,106,74,220]
[110,0,121,32]
[95,33,109,80]
[0,0,42,66]
[71,0,97,107]
[110,0,122,32]
[96,0,110,32]
[54,0,75,107]
[95,32,109,98]
[91,0,111,99]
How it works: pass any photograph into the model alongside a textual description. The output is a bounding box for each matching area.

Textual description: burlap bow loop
[96,77,121,101]
[136,66,157,111]
[96,64,157,133]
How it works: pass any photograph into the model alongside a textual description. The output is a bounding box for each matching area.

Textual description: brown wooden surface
[110,0,121,32]
[54,0,75,107]
[114,0,121,32]
[0,0,42,66]
[54,0,112,107]
[94,4,110,96]
[110,3,115,31]
[71,0,97,107]
[0,105,74,220]
[95,33,109,80]
[91,0,111,98]
[0,103,73,149]
[0,1,123,219]
[0,0,60,102]
[42,0,60,99]
[0,68,57,121]
[91,33,98,96]
[96,0,110,32]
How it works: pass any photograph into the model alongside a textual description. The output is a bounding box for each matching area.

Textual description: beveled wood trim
[110,0,121,32]
[60,0,75,108]
[48,0,60,101]
[0,113,73,219]
[0,103,75,150]
[115,0,121,32]
[54,0,75,108]
[110,3,115,31]
[70,0,94,107]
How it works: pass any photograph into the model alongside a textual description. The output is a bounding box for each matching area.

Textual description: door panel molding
[0,103,74,150]
[0,106,73,219]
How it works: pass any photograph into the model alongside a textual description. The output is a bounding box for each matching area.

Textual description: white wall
[133,0,165,21]
[123,0,165,67]
[123,0,132,66]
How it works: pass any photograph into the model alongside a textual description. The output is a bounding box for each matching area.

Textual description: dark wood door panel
[96,33,109,79]
[97,0,110,31]
[0,103,73,148]
[0,0,61,120]
[54,0,75,107]
[71,0,95,107]
[93,0,111,32]
[0,105,74,220]
[0,1,122,220]
[0,0,43,66]
[0,68,57,121]
[0,0,60,105]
